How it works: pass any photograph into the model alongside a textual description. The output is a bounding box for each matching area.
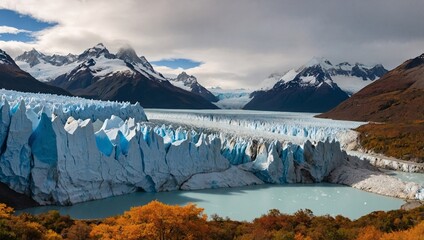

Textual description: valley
[0,46,423,224]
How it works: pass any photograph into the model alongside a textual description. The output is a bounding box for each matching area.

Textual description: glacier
[0,89,422,205]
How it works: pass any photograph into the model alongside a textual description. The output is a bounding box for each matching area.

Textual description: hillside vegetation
[0,201,423,240]
[356,121,424,162]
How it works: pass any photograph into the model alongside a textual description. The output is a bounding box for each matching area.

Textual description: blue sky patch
[151,58,202,69]
[0,9,57,42]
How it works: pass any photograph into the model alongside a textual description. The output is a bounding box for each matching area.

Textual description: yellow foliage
[43,229,63,240]
[90,200,208,240]
[356,226,383,240]
[89,223,119,240]
[0,203,14,218]
[294,233,313,240]
[380,221,424,240]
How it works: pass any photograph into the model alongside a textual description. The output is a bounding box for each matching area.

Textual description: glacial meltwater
[19,183,403,221]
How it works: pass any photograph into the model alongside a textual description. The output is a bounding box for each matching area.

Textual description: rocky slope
[319,53,424,122]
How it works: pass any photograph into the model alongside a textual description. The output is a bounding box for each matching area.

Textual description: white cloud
[0,0,423,89]
[0,25,31,34]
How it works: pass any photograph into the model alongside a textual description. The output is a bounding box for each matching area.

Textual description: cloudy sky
[0,0,423,89]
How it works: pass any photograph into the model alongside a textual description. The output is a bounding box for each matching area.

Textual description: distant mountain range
[15,44,217,109]
[319,53,424,122]
[0,49,71,96]
[7,45,390,112]
[244,58,387,112]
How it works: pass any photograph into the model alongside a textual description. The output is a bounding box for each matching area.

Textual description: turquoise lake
[20,183,404,221]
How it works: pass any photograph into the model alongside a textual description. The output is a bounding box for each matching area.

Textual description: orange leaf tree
[90,200,208,240]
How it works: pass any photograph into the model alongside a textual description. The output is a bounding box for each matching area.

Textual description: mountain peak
[169,72,218,102]
[15,49,45,67]
[0,49,14,65]
[405,53,424,69]
[336,62,351,67]
[26,48,41,55]
[179,71,189,77]
[176,71,197,83]
[20,48,43,57]
[88,43,107,52]
[304,57,333,69]
[116,46,141,64]
[116,45,158,74]
[78,43,113,61]
[94,43,105,49]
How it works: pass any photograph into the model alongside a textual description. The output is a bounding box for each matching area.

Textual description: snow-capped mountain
[0,49,71,96]
[282,58,388,95]
[168,72,218,102]
[15,44,217,109]
[244,58,387,112]
[16,48,77,67]
[116,46,161,77]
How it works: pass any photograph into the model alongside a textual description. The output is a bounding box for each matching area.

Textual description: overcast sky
[0,0,423,89]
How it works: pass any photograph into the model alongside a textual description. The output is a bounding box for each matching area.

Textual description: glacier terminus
[0,89,422,206]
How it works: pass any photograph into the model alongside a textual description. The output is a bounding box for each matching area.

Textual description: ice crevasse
[0,90,421,205]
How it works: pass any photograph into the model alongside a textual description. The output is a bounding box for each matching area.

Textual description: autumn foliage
[90,200,208,240]
[357,121,424,162]
[0,202,423,240]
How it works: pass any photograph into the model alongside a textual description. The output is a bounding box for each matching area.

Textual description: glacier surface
[0,90,422,205]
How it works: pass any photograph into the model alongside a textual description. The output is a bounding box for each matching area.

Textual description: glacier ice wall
[0,93,354,205]
[0,90,419,205]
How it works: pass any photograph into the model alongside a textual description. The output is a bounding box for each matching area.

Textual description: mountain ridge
[168,72,218,102]
[244,58,387,112]
[0,49,72,96]
[15,44,218,109]
[318,53,424,122]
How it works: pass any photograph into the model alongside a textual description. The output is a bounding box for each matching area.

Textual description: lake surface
[383,169,424,185]
[20,183,403,221]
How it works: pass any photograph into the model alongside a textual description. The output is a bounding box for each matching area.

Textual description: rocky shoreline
[347,151,424,173]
